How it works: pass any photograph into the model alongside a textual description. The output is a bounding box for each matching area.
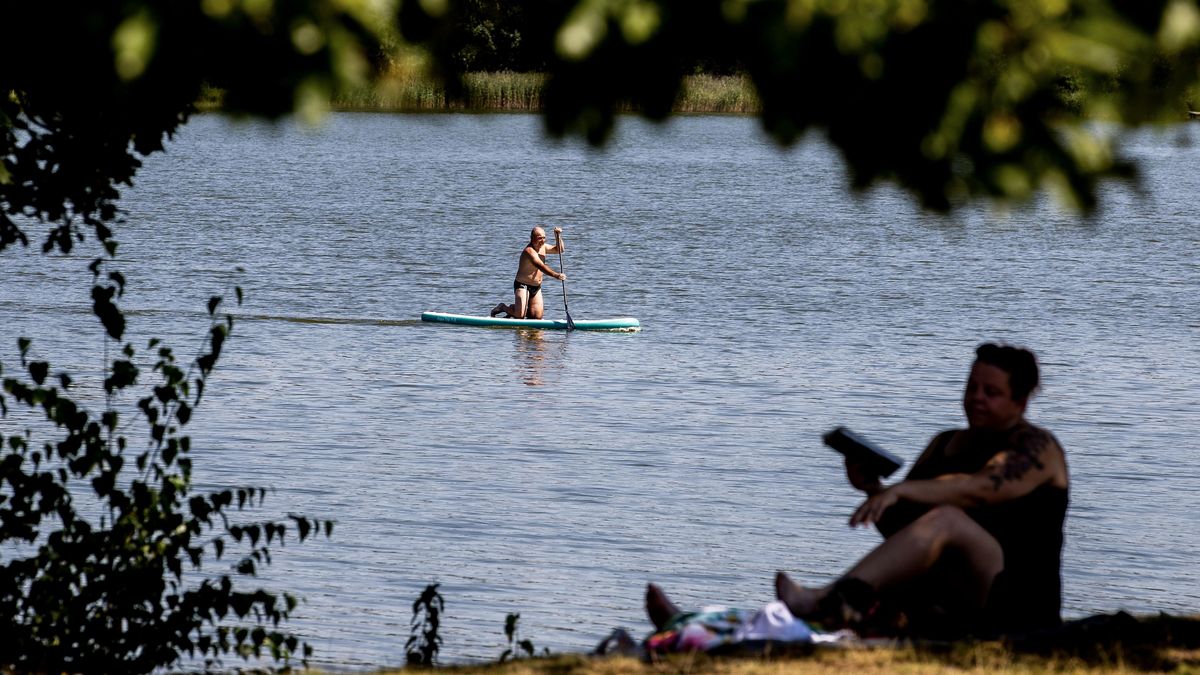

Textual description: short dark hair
[975,343,1040,401]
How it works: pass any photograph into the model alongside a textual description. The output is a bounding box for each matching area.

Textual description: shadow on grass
[1004,612,1200,671]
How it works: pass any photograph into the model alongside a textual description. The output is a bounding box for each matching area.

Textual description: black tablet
[822,426,904,478]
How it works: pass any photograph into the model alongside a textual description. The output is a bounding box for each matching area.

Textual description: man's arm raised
[545,227,565,255]
[524,246,565,280]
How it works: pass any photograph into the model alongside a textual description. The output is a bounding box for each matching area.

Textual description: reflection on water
[512,329,566,386]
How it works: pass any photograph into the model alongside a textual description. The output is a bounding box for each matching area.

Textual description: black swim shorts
[514,280,542,297]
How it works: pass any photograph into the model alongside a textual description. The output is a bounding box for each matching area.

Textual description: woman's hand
[850,485,902,527]
[845,459,882,495]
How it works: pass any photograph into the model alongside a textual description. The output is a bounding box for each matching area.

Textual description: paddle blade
[565,309,576,331]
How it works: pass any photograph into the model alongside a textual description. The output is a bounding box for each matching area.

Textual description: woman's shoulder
[929,428,967,454]
[1009,421,1064,455]
[906,428,966,477]
[1006,421,1070,486]
[933,428,963,443]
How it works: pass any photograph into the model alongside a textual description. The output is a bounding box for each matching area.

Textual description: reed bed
[461,71,547,110]
[676,73,760,113]
[319,71,760,114]
[331,71,545,111]
[195,84,224,111]
[197,71,757,114]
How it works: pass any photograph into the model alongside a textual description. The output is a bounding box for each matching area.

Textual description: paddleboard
[421,312,640,331]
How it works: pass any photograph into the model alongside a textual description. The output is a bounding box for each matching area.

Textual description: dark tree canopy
[426,0,743,75]
[2,2,365,668]
[440,0,548,71]
[404,0,1200,211]
[3,0,1199,242]
[1,0,389,255]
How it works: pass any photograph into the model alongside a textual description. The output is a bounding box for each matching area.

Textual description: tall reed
[675,74,760,114]
[328,71,759,114]
[196,70,760,114]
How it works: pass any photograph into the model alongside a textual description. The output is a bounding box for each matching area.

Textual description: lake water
[2,113,1198,669]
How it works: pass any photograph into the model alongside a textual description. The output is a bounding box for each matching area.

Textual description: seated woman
[650,344,1069,638]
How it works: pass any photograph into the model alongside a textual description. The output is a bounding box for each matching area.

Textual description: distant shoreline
[196,72,761,115]
[196,71,1200,120]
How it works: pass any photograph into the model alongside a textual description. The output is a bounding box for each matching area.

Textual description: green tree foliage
[402,0,1200,210]
[0,282,335,670]
[425,0,746,74]
[1,1,378,669]
[443,0,546,71]
[1,0,390,254]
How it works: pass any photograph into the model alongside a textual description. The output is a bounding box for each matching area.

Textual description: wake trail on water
[122,308,423,327]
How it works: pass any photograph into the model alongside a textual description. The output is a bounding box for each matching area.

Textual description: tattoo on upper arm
[987,427,1052,490]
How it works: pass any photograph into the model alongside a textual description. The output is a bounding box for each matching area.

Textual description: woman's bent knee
[918,506,1001,557]
[917,505,969,527]
[913,505,988,538]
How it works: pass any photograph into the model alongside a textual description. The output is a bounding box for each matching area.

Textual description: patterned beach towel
[645,600,817,653]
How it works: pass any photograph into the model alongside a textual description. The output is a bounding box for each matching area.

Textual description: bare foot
[645,583,682,630]
[775,571,824,618]
[490,303,507,318]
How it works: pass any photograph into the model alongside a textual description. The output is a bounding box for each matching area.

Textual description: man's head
[530,226,547,245]
[963,343,1040,430]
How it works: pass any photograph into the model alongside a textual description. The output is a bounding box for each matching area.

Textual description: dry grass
[353,636,1200,675]
[335,614,1200,674]
[345,619,1200,667]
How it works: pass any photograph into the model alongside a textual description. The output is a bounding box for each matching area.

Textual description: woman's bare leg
[778,505,1003,618]
[645,583,682,630]
[847,505,1002,606]
[775,572,827,617]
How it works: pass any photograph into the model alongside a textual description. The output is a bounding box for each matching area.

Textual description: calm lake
[2,113,1198,668]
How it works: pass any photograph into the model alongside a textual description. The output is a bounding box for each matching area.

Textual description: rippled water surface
[2,114,1199,668]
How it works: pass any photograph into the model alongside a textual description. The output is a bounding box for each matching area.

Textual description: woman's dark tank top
[892,423,1069,632]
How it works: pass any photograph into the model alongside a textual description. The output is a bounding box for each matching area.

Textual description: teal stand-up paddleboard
[422,312,639,331]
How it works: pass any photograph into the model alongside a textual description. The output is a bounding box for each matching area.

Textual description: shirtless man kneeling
[491,226,566,319]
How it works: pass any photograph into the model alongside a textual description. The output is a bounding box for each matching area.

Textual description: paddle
[557,248,576,331]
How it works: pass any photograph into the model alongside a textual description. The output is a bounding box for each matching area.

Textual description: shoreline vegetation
[195,69,1198,120]
[197,71,761,114]
[359,624,1200,675]
[358,611,1200,674]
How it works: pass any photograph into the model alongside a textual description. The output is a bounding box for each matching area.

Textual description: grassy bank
[198,71,760,114]
[346,612,1200,675]
[359,637,1200,674]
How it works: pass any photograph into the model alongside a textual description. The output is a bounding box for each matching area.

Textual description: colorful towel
[645,600,815,653]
